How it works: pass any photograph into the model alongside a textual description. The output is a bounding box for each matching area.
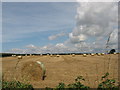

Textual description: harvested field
[2,54,119,88]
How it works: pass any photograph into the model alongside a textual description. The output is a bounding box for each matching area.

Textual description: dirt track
[2,54,119,88]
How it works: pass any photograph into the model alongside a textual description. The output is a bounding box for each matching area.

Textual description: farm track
[2,54,119,88]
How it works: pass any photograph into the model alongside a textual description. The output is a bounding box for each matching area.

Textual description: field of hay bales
[2,54,119,88]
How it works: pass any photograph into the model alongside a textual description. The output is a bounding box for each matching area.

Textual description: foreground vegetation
[1,72,119,89]
[46,72,119,89]
[2,80,33,89]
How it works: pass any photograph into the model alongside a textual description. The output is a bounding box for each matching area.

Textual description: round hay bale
[18,56,22,59]
[40,54,42,56]
[21,61,43,81]
[101,53,105,55]
[83,54,87,57]
[50,54,53,57]
[97,53,101,56]
[113,52,117,55]
[56,55,60,57]
[91,53,94,56]
[72,54,75,57]
[12,55,16,57]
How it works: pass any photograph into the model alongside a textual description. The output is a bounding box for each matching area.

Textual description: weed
[2,80,33,89]
[56,83,66,89]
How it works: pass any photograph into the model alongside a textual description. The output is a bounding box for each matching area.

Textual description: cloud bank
[65,2,118,52]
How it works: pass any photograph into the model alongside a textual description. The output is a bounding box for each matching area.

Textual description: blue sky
[2,2,77,52]
[2,2,118,54]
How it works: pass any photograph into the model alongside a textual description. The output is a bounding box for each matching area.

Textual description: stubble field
[2,54,119,88]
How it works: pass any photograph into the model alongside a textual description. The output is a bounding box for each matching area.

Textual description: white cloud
[26,44,36,49]
[7,48,26,54]
[55,43,66,48]
[75,2,117,37]
[66,2,118,52]
[48,32,66,40]
[69,33,87,43]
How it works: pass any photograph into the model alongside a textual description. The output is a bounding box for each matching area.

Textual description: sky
[2,2,118,54]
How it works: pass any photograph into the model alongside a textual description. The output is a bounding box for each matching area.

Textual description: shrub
[67,76,89,89]
[54,76,89,89]
[98,72,119,89]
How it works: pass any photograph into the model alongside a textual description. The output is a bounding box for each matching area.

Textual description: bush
[67,76,89,89]
[55,76,89,89]
[98,72,119,89]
